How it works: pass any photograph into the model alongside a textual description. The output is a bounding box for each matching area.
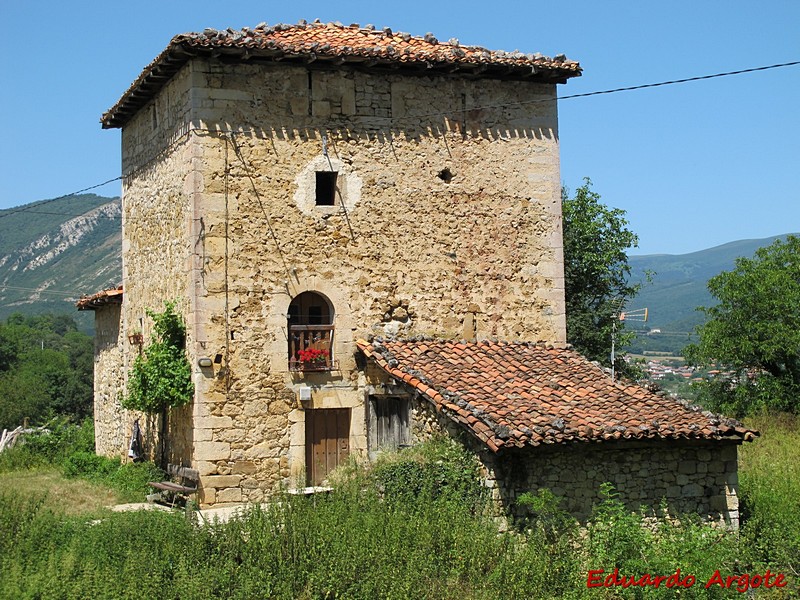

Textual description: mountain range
[0,194,794,348]
[0,194,121,331]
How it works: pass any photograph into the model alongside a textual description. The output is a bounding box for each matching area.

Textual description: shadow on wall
[193,120,558,145]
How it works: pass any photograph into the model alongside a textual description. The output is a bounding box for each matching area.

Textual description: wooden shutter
[368,396,411,452]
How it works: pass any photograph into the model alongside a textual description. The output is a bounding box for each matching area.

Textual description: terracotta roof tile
[357,339,758,452]
[76,286,123,310]
[102,21,581,129]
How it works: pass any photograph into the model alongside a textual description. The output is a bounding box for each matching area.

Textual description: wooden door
[305,408,350,486]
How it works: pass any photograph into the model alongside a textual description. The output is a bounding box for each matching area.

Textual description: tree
[685,235,800,416]
[0,313,93,429]
[562,178,641,369]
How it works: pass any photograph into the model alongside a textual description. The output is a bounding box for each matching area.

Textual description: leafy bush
[372,435,484,509]
[124,301,193,413]
[0,417,94,472]
[584,484,743,598]
[61,451,164,502]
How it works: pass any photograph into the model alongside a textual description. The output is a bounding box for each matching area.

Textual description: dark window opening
[437,168,453,183]
[315,171,338,206]
[308,305,323,325]
[369,396,411,452]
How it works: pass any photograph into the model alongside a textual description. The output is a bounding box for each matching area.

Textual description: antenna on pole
[611,307,648,381]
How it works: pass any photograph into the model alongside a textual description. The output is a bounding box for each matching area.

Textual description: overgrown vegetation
[124,301,193,413]
[1,429,797,598]
[0,313,93,430]
[0,418,163,504]
[738,413,800,577]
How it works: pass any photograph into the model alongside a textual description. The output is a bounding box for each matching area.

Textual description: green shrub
[124,301,193,413]
[62,451,118,478]
[109,461,166,501]
[61,452,164,502]
[583,484,744,598]
[372,435,484,509]
[0,416,94,472]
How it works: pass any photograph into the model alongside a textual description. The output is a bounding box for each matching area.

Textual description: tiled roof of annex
[102,20,581,128]
[357,339,757,452]
[76,286,123,310]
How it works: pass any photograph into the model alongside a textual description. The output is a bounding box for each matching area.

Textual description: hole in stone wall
[315,171,338,206]
[437,168,453,183]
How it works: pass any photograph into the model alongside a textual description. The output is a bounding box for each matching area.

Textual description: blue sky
[1,1,797,255]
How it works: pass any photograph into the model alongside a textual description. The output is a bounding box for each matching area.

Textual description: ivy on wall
[123,301,193,413]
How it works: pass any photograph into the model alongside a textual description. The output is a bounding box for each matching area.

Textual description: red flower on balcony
[298,348,330,363]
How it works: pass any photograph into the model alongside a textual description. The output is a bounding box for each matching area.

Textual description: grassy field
[0,468,123,515]
[0,420,798,598]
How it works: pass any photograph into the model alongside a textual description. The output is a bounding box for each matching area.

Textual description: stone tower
[98,21,582,504]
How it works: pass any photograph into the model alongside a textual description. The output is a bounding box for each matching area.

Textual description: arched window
[288,291,334,371]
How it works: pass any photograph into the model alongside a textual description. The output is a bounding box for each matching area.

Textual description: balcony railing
[289,324,335,372]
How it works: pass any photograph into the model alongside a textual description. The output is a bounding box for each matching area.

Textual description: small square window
[315,171,338,206]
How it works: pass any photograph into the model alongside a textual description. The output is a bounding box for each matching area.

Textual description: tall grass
[739,413,800,578]
[1,428,798,598]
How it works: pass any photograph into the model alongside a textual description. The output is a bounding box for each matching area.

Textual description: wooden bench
[147,464,199,507]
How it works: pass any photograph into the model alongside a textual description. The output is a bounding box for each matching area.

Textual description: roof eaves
[355,339,759,452]
[76,286,124,310]
[101,23,581,129]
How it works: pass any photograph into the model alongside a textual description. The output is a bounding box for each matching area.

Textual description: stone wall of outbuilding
[409,396,740,527]
[92,303,127,457]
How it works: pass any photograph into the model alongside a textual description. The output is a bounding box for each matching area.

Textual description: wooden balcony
[289,324,335,372]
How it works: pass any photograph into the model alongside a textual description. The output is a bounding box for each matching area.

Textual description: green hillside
[625,234,797,355]
[0,195,122,331]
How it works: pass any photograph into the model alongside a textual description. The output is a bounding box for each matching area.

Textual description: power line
[2,58,797,219]
[0,178,121,220]
[2,209,121,219]
[375,60,800,119]
[557,60,800,103]
[0,284,85,298]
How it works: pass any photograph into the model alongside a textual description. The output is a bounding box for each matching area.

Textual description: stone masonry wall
[494,441,741,527]
[114,65,198,466]
[92,304,126,457]
[118,57,567,504]
[184,60,567,504]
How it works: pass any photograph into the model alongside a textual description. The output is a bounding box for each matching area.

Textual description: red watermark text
[587,568,787,593]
